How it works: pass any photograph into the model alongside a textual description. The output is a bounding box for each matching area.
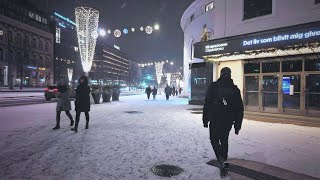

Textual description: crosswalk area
[0,96,56,107]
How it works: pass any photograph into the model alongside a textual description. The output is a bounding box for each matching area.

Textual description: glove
[235,129,240,135]
[204,123,208,128]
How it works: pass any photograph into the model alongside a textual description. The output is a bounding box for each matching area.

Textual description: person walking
[202,67,244,177]
[164,84,171,100]
[152,86,158,100]
[172,86,176,96]
[72,76,91,132]
[53,80,74,130]
[145,85,152,100]
[179,87,182,95]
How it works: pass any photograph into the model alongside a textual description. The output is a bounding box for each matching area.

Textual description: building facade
[182,0,320,117]
[0,0,54,88]
[51,12,81,85]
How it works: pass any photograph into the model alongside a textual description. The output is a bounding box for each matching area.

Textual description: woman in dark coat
[71,76,91,132]
[152,86,158,100]
[53,80,74,130]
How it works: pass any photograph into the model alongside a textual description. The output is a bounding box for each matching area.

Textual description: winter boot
[85,122,89,129]
[70,120,74,126]
[53,125,60,130]
[71,120,79,132]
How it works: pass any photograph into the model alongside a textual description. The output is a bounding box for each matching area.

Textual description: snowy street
[0,94,319,180]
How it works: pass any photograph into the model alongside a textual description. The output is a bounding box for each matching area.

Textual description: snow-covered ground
[0,94,319,180]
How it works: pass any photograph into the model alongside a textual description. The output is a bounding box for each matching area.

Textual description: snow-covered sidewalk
[0,95,319,179]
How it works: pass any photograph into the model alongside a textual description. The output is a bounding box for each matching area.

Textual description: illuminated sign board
[27,66,37,70]
[54,12,76,26]
[114,44,120,50]
[39,68,46,71]
[194,22,320,58]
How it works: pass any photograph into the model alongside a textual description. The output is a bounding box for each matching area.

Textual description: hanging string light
[75,7,99,74]
[145,26,153,34]
[114,29,121,37]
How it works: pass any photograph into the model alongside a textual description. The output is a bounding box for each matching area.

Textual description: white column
[3,66,8,86]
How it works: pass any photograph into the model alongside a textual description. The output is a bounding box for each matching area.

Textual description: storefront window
[262,62,280,73]
[282,60,302,72]
[305,59,320,71]
[306,74,320,110]
[262,76,278,108]
[282,75,301,109]
[245,76,259,106]
[244,63,260,74]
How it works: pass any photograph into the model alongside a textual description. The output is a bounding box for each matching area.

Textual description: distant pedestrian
[145,86,152,100]
[152,86,158,100]
[179,87,182,95]
[176,89,178,96]
[164,85,171,100]
[203,67,244,177]
[53,80,74,130]
[172,86,176,96]
[72,76,91,132]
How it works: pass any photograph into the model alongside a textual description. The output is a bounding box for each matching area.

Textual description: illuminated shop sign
[114,44,120,50]
[194,23,320,58]
[39,68,46,71]
[54,12,76,26]
[27,66,37,70]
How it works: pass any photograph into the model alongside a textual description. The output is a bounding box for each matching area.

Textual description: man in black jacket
[145,86,152,100]
[203,67,244,177]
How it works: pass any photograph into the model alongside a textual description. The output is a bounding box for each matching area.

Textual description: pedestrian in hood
[145,85,152,100]
[53,80,74,130]
[164,85,171,100]
[71,76,91,132]
[203,67,244,177]
[152,86,158,100]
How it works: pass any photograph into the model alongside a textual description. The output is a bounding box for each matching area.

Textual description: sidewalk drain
[151,164,184,177]
[207,160,284,180]
[124,111,143,114]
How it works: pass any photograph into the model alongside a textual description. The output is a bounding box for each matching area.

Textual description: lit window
[205,2,214,12]
[29,11,35,19]
[56,28,61,44]
[42,18,47,24]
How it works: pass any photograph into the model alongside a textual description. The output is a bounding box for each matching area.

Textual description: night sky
[29,0,195,67]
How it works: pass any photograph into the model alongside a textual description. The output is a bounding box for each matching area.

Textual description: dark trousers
[147,93,151,100]
[153,95,156,100]
[56,111,73,126]
[166,94,169,100]
[210,127,230,163]
[75,111,89,128]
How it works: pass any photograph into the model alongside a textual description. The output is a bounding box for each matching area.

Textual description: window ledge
[242,13,277,24]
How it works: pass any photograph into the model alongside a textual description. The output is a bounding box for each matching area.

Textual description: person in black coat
[152,86,157,100]
[203,67,244,177]
[164,85,171,100]
[145,86,152,100]
[72,76,91,132]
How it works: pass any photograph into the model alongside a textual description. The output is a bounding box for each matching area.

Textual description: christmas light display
[145,26,153,34]
[166,73,172,86]
[75,7,100,73]
[114,29,121,37]
[67,68,73,83]
[155,61,165,87]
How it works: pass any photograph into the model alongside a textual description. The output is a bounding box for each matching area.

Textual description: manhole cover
[151,164,184,177]
[124,111,143,114]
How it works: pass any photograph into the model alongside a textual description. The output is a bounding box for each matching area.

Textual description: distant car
[44,86,76,101]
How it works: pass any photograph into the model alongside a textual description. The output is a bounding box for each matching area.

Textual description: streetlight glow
[154,24,160,30]
[170,62,174,65]
[98,29,106,37]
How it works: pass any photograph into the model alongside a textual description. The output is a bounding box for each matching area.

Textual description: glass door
[244,76,260,111]
[262,75,279,112]
[281,75,301,114]
[306,74,320,116]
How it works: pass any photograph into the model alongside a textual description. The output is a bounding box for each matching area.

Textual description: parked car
[44,85,76,101]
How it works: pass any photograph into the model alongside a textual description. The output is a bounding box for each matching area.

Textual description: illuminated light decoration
[154,24,160,30]
[114,29,121,37]
[131,28,135,32]
[155,61,165,88]
[151,63,153,65]
[166,73,172,85]
[147,63,150,66]
[166,60,169,63]
[67,68,73,83]
[98,29,106,37]
[58,23,66,28]
[75,7,100,73]
[140,27,144,31]
[145,26,153,34]
[123,28,129,35]
[176,78,180,87]
[170,62,174,65]
[54,12,77,26]
[107,30,111,34]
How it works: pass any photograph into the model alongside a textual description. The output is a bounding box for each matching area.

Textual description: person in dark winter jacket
[203,67,244,177]
[152,86,158,100]
[145,86,152,100]
[172,86,176,96]
[53,80,74,130]
[164,85,171,100]
[72,76,91,132]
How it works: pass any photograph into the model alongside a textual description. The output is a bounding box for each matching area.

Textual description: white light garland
[114,29,121,37]
[155,61,165,87]
[67,68,73,82]
[166,73,172,86]
[75,7,100,73]
[145,26,153,34]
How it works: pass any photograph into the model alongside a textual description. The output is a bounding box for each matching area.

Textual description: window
[56,28,61,44]
[205,2,214,12]
[42,18,48,24]
[243,0,272,20]
[0,49,3,61]
[190,14,194,22]
[16,33,22,44]
[29,11,35,19]
[316,0,320,4]
[244,63,260,74]
[45,42,49,51]
[39,41,43,50]
[31,38,37,48]
[36,14,42,22]
[8,31,13,42]
[282,60,302,72]
[305,59,320,71]
[262,62,280,73]
[25,36,29,45]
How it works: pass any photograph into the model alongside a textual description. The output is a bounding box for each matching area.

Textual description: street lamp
[154,24,160,30]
